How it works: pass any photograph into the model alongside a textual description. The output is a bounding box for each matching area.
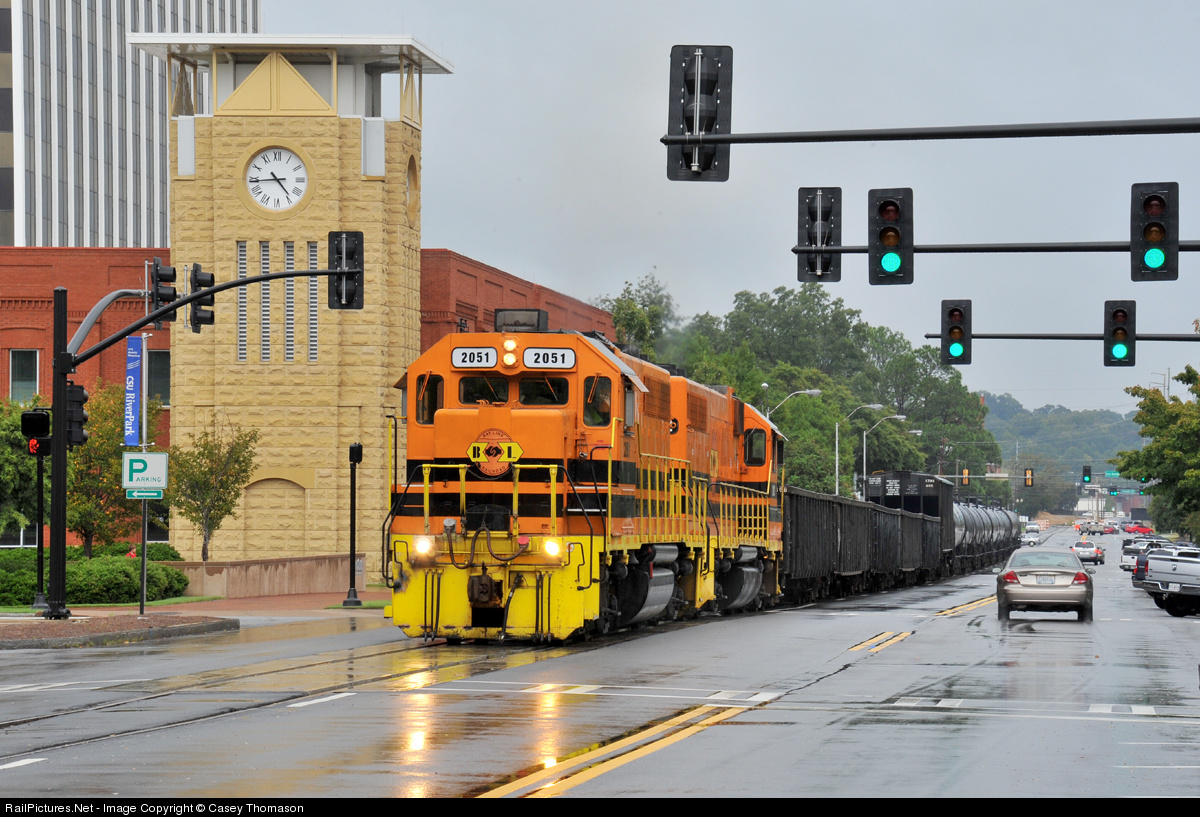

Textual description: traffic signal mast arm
[922,332,1200,341]
[794,240,1200,256]
[663,115,1200,147]
[70,266,361,369]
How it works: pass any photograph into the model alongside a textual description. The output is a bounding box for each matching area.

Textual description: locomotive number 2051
[523,348,576,369]
[451,347,498,368]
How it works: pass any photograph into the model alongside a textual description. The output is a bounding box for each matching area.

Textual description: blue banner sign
[124,337,141,446]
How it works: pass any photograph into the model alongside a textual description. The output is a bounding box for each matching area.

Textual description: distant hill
[981,392,1141,472]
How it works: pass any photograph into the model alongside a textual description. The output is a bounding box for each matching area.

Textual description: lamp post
[835,404,883,497]
[762,384,822,421]
[862,414,906,498]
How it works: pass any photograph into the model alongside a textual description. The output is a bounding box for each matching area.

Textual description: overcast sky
[265,0,1200,414]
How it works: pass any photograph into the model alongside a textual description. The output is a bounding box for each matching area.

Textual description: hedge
[0,555,189,606]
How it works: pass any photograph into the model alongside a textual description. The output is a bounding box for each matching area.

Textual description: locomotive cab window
[583,376,612,426]
[519,377,568,406]
[460,376,509,405]
[744,428,767,467]
[415,374,443,425]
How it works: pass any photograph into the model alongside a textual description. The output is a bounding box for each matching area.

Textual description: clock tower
[130,35,452,571]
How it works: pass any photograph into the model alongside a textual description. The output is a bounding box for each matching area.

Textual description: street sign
[122,452,168,490]
[126,489,163,499]
[1105,470,1120,478]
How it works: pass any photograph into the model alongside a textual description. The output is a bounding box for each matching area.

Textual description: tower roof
[128,34,454,75]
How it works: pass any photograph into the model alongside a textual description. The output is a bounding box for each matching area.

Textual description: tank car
[382,309,784,641]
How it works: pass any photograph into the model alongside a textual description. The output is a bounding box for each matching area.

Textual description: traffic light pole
[662,115,1200,148]
[43,263,362,619]
[48,288,70,619]
[922,333,1200,342]
[794,240,1200,256]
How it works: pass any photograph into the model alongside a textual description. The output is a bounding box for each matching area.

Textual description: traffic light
[328,231,364,310]
[666,45,732,182]
[189,263,215,333]
[21,410,50,457]
[940,300,972,365]
[150,257,178,328]
[961,467,969,486]
[868,188,913,285]
[1109,488,1118,496]
[1024,468,1034,487]
[64,382,89,448]
[797,187,842,283]
[1103,300,1136,367]
[1082,465,1092,484]
[1131,182,1179,282]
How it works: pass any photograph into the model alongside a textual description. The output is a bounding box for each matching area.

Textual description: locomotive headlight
[502,337,518,352]
[544,540,560,557]
[502,352,518,367]
[414,536,434,555]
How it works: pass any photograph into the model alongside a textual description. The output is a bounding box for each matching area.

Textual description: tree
[1111,367,1200,536]
[66,380,163,556]
[167,415,259,561]
[0,398,47,536]
[595,275,678,361]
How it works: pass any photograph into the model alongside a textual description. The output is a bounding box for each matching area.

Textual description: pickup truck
[1143,546,1200,616]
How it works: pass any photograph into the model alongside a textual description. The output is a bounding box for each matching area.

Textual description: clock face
[244,147,309,212]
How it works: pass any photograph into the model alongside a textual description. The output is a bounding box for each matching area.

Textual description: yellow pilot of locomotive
[383,309,784,642]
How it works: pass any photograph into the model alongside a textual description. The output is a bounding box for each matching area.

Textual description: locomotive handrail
[511,463,560,537]
[420,464,469,534]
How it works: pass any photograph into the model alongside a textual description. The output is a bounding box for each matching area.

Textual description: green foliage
[0,555,188,606]
[1111,366,1200,536]
[0,397,49,535]
[597,276,1000,497]
[595,275,677,361]
[168,415,260,561]
[65,379,164,555]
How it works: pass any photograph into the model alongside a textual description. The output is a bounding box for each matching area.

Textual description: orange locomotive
[384,309,783,641]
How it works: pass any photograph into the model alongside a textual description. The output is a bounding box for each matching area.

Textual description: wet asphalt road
[3,526,1200,798]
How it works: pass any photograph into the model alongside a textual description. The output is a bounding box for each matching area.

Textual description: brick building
[0,247,172,413]
[420,249,614,350]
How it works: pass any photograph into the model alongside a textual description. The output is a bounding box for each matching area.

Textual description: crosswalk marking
[894,698,1158,716]
[426,679,783,706]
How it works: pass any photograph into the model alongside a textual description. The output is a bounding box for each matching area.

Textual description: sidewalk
[0,588,393,649]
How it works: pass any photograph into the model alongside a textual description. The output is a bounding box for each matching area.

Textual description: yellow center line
[478,706,720,798]
[526,706,745,798]
[868,631,912,652]
[848,632,895,652]
[936,595,996,616]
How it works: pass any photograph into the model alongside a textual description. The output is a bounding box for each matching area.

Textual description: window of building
[147,349,170,406]
[9,349,38,402]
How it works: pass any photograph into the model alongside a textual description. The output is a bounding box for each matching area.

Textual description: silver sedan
[995,548,1095,622]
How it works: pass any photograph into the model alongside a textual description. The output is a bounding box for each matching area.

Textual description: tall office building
[1,0,260,247]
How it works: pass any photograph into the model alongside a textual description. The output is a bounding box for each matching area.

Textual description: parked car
[1143,546,1200,617]
[994,548,1094,622]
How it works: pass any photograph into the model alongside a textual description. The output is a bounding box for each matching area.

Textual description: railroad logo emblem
[468,429,524,477]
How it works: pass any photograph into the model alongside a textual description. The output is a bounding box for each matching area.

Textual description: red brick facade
[0,247,173,438]
[421,249,614,350]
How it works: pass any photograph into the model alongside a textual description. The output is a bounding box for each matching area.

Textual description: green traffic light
[881,252,902,273]
[949,342,964,358]
[1111,342,1128,360]
[1144,247,1165,269]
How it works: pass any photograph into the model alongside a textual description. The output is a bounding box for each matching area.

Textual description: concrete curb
[0,618,240,650]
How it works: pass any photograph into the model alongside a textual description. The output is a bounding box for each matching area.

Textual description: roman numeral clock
[129,34,452,573]
[243,146,310,213]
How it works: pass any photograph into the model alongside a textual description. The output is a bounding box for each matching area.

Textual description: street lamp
[762,383,822,421]
[862,414,906,497]
[835,404,884,497]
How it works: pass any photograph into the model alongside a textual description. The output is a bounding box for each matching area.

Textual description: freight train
[381,309,1019,642]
